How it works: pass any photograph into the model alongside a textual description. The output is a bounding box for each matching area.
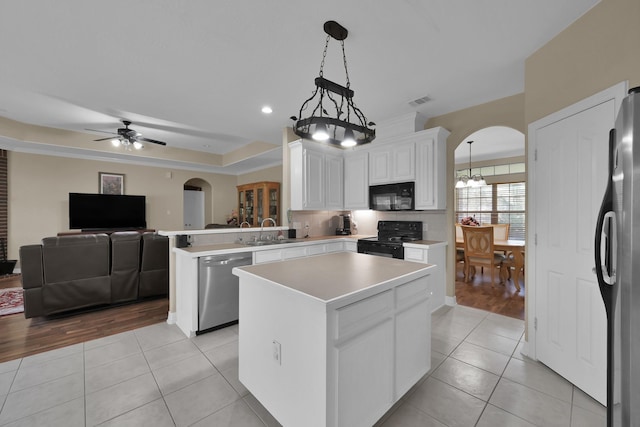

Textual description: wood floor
[0,275,168,364]
[0,266,523,364]
[455,263,525,320]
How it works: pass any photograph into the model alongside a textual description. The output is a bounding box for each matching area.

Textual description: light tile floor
[0,305,606,426]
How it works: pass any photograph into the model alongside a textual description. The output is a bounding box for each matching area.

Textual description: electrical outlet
[273,340,281,365]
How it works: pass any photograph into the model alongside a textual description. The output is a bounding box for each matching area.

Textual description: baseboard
[445,296,457,306]
[166,311,177,324]
[520,340,530,359]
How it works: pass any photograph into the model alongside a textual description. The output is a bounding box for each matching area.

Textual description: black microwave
[369,182,415,211]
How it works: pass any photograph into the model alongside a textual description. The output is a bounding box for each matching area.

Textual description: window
[455,182,526,240]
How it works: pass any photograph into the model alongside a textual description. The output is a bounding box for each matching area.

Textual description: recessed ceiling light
[261,106,273,114]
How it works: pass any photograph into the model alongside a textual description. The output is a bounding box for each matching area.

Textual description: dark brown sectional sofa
[19,232,168,318]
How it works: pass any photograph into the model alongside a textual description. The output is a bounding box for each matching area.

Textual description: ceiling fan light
[312,123,330,141]
[133,141,144,150]
[111,138,121,147]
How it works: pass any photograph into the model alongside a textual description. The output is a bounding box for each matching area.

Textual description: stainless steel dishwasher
[198,252,252,333]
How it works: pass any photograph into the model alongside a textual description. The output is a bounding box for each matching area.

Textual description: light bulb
[133,141,144,150]
[312,123,329,141]
[111,139,121,147]
[341,129,356,147]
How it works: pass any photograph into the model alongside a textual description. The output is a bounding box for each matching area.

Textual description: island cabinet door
[394,277,431,397]
[330,290,395,427]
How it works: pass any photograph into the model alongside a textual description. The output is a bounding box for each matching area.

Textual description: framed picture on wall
[99,172,124,195]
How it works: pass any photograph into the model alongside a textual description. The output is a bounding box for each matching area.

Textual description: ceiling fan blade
[138,137,167,146]
[86,128,117,135]
[94,137,118,142]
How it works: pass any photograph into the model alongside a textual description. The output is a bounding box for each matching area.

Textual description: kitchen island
[233,252,434,427]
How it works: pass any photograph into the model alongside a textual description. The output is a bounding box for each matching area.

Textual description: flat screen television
[69,193,146,230]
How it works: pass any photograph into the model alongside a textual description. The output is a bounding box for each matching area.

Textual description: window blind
[455,182,526,240]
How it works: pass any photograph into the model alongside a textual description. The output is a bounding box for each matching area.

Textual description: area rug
[0,287,24,316]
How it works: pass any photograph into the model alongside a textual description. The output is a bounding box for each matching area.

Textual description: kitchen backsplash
[186,210,448,246]
[290,210,447,241]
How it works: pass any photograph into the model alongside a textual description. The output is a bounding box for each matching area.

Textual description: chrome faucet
[239,221,251,229]
[260,217,277,241]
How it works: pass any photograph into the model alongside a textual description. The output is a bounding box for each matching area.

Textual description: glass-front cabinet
[237,181,280,227]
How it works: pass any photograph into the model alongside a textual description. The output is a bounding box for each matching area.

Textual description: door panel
[533,99,613,404]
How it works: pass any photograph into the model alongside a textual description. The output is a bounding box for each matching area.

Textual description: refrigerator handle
[595,211,616,285]
[595,129,616,314]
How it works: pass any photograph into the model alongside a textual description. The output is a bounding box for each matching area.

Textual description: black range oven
[357,220,422,259]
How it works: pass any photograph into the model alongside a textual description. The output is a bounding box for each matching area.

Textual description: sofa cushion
[41,234,110,282]
[110,232,141,303]
[139,233,169,297]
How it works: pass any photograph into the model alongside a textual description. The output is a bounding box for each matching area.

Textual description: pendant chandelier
[455,140,487,188]
[290,21,375,148]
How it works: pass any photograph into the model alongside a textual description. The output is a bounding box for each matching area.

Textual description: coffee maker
[335,214,352,235]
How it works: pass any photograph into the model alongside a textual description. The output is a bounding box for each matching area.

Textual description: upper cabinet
[344,150,369,210]
[289,126,449,212]
[289,140,344,211]
[369,141,415,185]
[415,127,449,210]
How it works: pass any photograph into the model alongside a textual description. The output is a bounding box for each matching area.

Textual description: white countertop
[173,235,369,258]
[158,227,290,236]
[172,235,446,258]
[233,251,434,303]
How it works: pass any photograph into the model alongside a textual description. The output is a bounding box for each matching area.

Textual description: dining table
[456,238,526,291]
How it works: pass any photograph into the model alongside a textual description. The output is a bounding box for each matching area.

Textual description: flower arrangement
[460,216,480,226]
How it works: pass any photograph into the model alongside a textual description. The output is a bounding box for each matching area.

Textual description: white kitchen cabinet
[344,241,357,252]
[403,241,447,311]
[369,140,415,185]
[235,253,433,427]
[252,240,349,265]
[394,279,431,396]
[415,127,449,210]
[333,291,395,426]
[325,152,344,210]
[289,140,344,210]
[343,151,369,210]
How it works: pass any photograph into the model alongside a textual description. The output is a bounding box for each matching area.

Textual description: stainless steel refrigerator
[596,86,640,426]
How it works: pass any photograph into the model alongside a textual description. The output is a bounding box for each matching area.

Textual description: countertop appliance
[336,214,352,235]
[198,252,252,333]
[369,182,415,211]
[595,86,640,426]
[357,220,422,259]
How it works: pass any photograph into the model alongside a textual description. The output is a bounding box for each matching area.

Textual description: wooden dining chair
[455,224,465,263]
[491,224,510,241]
[501,249,525,284]
[461,225,506,286]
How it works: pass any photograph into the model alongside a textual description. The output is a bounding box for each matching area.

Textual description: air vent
[408,95,431,107]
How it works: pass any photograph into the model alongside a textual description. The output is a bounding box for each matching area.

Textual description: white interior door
[183,190,205,229]
[529,83,626,404]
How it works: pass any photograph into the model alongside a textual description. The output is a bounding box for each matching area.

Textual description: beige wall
[425,94,525,299]
[236,165,282,186]
[525,0,640,124]
[9,151,280,260]
[421,0,640,305]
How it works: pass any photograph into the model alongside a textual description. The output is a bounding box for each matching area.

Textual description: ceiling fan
[90,120,167,150]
